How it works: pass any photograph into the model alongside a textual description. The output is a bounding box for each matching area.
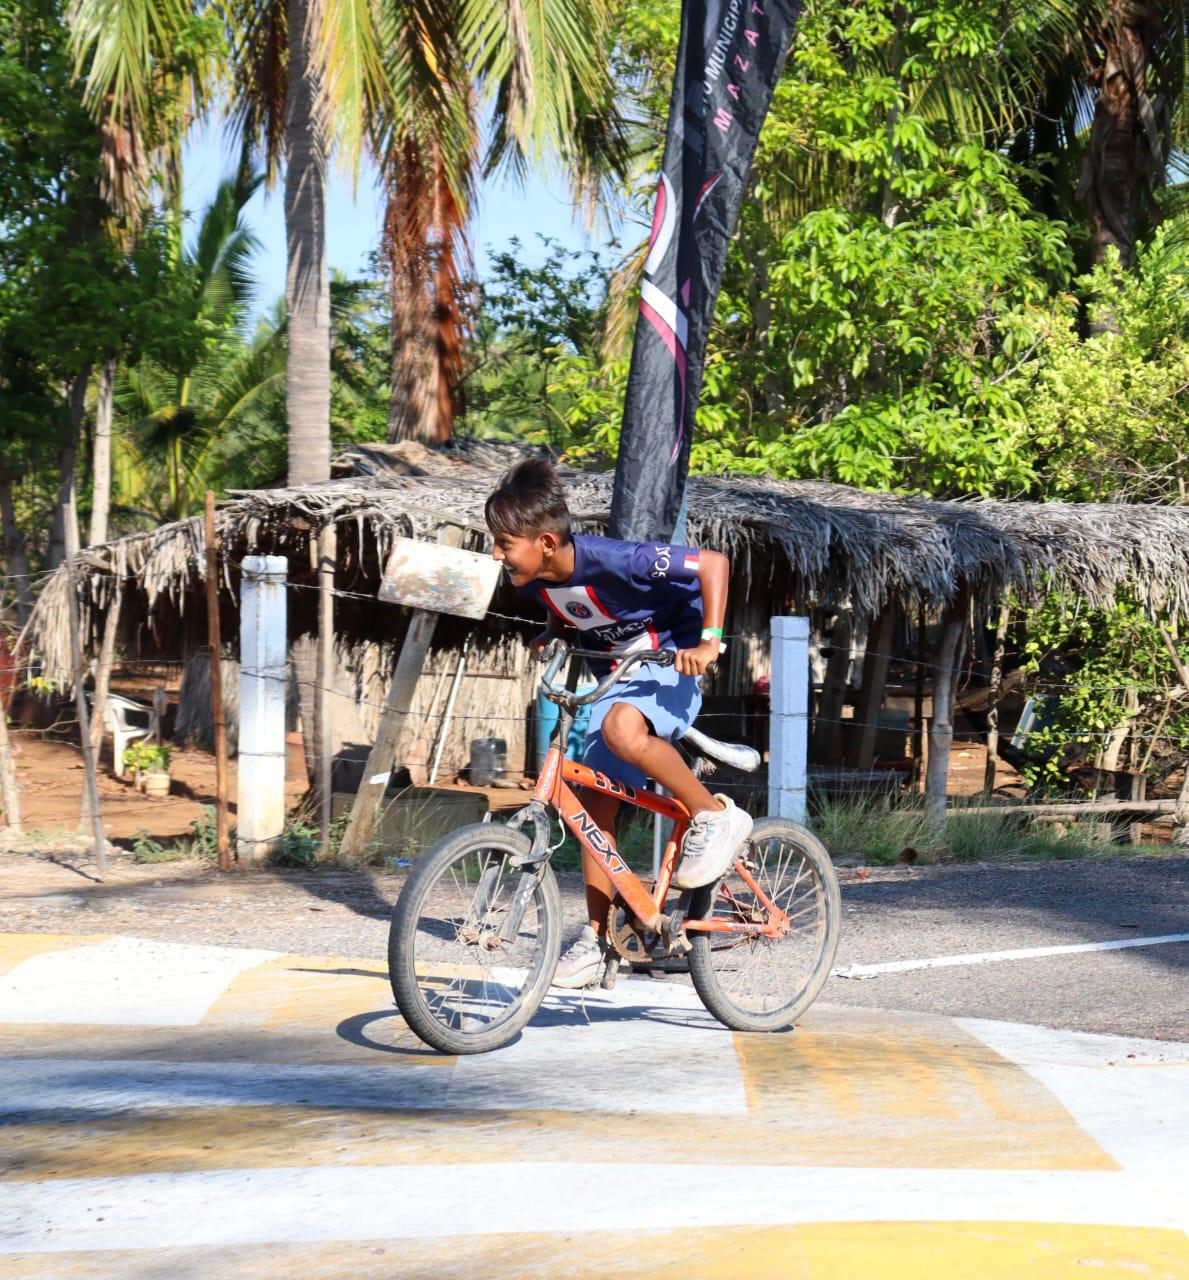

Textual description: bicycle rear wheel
[688,818,840,1032]
[389,824,562,1054]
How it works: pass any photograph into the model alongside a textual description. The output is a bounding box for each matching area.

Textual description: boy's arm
[675,550,728,676]
[530,612,566,655]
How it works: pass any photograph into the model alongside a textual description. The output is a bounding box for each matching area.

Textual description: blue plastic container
[534,686,596,770]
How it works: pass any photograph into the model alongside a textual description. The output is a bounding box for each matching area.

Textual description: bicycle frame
[531,740,788,940]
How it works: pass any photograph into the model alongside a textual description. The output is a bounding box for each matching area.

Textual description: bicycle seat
[679,724,761,773]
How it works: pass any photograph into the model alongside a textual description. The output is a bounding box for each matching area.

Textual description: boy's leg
[600,702,718,817]
[579,789,620,935]
[601,700,752,891]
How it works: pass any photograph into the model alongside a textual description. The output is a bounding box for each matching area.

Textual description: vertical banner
[610,0,803,542]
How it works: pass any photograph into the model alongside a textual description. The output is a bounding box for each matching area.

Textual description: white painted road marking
[1,1163,1187,1254]
[453,981,748,1115]
[959,1018,1189,1174]
[833,931,1189,979]
[0,936,278,1026]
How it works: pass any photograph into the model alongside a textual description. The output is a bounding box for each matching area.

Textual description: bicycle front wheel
[389,824,562,1054]
[688,818,840,1033]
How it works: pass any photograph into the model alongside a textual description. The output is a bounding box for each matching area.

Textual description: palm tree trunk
[88,355,116,547]
[0,475,34,626]
[284,0,331,487]
[1077,4,1165,284]
[49,368,89,571]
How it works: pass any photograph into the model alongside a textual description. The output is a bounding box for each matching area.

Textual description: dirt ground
[1,730,536,849]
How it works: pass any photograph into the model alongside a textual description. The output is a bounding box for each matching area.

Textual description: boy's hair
[485,458,572,542]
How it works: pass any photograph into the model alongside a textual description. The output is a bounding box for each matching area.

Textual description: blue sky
[180,117,624,323]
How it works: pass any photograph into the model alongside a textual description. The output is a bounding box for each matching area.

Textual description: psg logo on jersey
[566,601,593,619]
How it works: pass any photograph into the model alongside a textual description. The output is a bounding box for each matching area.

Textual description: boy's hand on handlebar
[675,638,720,676]
[530,629,555,656]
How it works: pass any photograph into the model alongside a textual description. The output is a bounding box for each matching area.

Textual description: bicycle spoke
[410,845,547,1035]
[701,828,832,1017]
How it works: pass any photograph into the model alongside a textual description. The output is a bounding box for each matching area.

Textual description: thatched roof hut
[29,447,1189,675]
[23,440,1189,789]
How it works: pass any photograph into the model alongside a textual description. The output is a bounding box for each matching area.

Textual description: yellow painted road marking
[0,934,106,978]
[734,1004,1114,1170]
[2,1223,1187,1280]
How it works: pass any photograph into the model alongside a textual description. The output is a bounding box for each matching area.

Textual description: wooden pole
[926,593,968,824]
[86,576,123,761]
[846,604,896,771]
[912,604,927,791]
[982,604,1010,797]
[204,492,231,869]
[64,550,108,875]
[338,525,463,860]
[0,691,21,833]
[82,553,122,824]
[811,612,851,766]
[316,523,336,857]
[1156,625,1189,844]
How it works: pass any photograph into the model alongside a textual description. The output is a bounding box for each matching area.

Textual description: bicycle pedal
[599,953,619,990]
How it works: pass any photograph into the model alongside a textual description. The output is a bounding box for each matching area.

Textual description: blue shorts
[582,658,702,790]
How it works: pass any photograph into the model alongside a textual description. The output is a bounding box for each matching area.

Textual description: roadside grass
[808,793,1152,866]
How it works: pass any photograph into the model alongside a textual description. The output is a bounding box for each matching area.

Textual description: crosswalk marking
[2,1163,1187,1256]
[2,931,1186,1275]
[0,936,277,1027]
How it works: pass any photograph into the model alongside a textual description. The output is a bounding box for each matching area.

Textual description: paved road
[827,858,1189,1040]
[4,852,1188,1042]
[2,931,1188,1277]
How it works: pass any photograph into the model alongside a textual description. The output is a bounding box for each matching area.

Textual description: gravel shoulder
[2,848,1186,1041]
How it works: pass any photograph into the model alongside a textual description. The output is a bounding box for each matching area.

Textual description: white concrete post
[768,615,810,823]
[238,556,288,862]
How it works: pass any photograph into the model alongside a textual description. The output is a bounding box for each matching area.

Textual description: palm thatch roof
[25,441,1189,681]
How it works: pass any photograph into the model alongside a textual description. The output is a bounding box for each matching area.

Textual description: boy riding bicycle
[486,459,753,989]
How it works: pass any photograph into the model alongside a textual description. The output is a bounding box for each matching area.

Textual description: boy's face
[491,530,555,586]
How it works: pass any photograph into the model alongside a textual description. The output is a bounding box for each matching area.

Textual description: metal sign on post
[379,537,502,621]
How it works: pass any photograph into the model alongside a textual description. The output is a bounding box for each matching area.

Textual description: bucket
[534,687,596,771]
[470,737,507,787]
[143,771,171,799]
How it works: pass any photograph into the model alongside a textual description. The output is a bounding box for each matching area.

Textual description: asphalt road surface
[3,849,1186,1040]
[826,856,1189,1040]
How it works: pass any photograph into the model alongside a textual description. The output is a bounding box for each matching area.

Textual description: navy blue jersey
[519,534,704,671]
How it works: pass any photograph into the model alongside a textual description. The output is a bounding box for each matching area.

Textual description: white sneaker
[673,794,753,889]
[552,925,606,989]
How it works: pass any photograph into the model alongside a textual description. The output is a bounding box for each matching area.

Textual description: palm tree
[67,0,223,544]
[114,176,286,523]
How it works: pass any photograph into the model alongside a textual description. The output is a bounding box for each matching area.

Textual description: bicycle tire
[389,823,562,1055]
[687,818,841,1033]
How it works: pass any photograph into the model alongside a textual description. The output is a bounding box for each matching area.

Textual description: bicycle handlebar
[537,639,674,708]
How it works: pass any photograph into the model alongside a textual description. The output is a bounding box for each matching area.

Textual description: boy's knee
[601,702,649,759]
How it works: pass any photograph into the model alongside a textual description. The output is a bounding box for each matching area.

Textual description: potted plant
[123,742,172,796]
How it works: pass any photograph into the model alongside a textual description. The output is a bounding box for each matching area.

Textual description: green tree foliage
[520,0,1189,504]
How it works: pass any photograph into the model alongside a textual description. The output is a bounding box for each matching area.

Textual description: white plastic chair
[93,693,160,777]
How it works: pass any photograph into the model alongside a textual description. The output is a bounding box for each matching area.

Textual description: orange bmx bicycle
[389,640,841,1054]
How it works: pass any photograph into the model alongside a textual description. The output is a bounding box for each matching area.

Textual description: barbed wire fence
[4,550,1189,865]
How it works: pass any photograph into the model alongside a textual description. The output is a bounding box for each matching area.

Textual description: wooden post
[1157,626,1189,845]
[338,525,464,860]
[204,492,231,870]
[82,567,122,823]
[911,604,927,791]
[846,604,896,771]
[315,523,336,857]
[64,552,107,875]
[926,593,968,824]
[982,604,1010,797]
[811,613,851,766]
[0,691,21,833]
